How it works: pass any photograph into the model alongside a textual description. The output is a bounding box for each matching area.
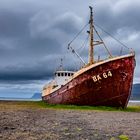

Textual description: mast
[89,6,94,64]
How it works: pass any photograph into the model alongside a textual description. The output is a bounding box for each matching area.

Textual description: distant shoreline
[128,100,140,106]
[0,98,41,101]
[0,98,139,102]
[129,100,140,102]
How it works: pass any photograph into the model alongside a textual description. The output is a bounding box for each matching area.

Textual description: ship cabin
[54,71,75,87]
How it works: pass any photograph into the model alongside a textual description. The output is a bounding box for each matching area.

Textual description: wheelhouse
[55,71,74,77]
[54,71,75,86]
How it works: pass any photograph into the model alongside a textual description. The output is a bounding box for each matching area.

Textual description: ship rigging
[67,6,133,68]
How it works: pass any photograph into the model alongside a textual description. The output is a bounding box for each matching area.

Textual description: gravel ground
[0,101,140,140]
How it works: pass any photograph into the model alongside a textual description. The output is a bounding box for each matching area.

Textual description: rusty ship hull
[42,54,135,108]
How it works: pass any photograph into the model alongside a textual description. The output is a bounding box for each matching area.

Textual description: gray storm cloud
[0,2,85,82]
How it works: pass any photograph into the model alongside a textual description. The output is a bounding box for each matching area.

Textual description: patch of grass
[123,106,140,112]
[2,101,140,112]
[76,127,82,131]
[110,137,116,140]
[39,102,119,111]
[119,135,130,140]
[32,101,140,112]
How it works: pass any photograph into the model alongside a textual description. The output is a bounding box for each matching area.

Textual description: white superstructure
[42,70,75,97]
[54,71,74,86]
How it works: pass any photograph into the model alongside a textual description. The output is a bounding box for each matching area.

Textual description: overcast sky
[0,0,140,97]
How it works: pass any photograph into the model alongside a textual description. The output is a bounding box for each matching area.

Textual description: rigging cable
[67,22,89,65]
[68,22,89,47]
[94,23,130,50]
[76,34,89,51]
[93,26,112,57]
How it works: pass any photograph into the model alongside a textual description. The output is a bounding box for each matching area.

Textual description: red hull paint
[42,55,135,108]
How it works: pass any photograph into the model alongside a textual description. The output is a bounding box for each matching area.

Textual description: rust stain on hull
[42,55,135,108]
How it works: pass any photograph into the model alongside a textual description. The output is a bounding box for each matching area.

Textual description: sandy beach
[0,101,140,140]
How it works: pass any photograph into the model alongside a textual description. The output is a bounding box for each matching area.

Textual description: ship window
[58,73,60,76]
[61,73,63,76]
[68,73,70,76]
[65,73,67,76]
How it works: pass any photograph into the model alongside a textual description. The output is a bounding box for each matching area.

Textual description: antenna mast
[89,6,94,64]
[59,58,63,71]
